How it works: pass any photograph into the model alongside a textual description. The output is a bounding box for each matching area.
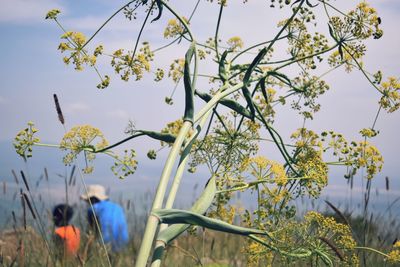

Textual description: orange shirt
[54,225,80,256]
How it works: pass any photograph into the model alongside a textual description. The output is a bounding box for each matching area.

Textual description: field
[1,167,399,266]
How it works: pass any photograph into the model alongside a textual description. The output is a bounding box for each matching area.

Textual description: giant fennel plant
[14,0,400,266]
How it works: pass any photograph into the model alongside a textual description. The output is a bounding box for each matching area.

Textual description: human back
[89,199,129,251]
[81,184,129,252]
[54,225,80,256]
[52,204,81,261]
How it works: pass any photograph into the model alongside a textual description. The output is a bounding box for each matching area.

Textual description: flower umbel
[111,42,153,81]
[111,149,138,179]
[14,122,40,160]
[60,125,108,173]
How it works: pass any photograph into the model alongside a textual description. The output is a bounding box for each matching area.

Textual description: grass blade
[325,200,350,226]
[20,170,30,192]
[69,165,76,186]
[22,192,36,220]
[12,169,19,185]
[20,189,26,230]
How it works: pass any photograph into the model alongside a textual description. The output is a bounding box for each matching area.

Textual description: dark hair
[53,204,73,227]
[88,196,101,204]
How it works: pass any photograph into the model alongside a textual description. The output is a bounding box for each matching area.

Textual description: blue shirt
[88,200,129,251]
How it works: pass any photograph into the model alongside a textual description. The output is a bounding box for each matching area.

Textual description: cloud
[106,109,130,120]
[0,0,64,24]
[378,0,400,13]
[64,102,90,114]
[0,96,6,104]
[64,15,138,32]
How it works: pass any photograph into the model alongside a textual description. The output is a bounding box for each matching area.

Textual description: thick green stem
[164,110,212,212]
[150,110,213,267]
[135,121,192,267]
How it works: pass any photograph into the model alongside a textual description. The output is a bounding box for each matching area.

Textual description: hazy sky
[0,0,399,209]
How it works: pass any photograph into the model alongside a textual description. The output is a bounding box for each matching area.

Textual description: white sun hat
[80,184,109,201]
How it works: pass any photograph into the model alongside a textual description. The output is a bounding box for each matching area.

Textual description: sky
[0,0,399,219]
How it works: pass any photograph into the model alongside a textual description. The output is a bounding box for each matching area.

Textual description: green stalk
[127,1,155,67]
[214,3,224,61]
[164,110,212,212]
[194,82,245,123]
[135,121,192,267]
[150,110,213,267]
[136,2,200,264]
[354,246,389,258]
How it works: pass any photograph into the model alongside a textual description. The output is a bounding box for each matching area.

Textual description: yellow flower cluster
[379,77,400,113]
[359,128,378,138]
[60,125,108,173]
[242,210,358,266]
[328,44,365,73]
[163,17,189,39]
[244,242,273,266]
[291,128,321,149]
[328,2,382,42]
[97,75,110,89]
[302,212,359,266]
[14,122,40,160]
[291,75,330,118]
[250,155,269,170]
[227,36,244,51]
[291,128,327,197]
[197,49,207,60]
[244,120,261,134]
[58,31,97,71]
[387,241,400,263]
[322,131,347,156]
[160,119,193,146]
[154,68,164,82]
[296,148,328,197]
[254,88,276,121]
[161,119,185,137]
[111,42,153,81]
[321,131,384,179]
[111,149,138,179]
[348,2,382,40]
[248,156,288,186]
[168,58,185,83]
[60,125,108,152]
[190,116,259,176]
[305,211,356,250]
[266,187,289,204]
[45,9,61,20]
[355,141,383,179]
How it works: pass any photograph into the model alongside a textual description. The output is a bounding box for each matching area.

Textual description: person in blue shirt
[81,184,129,252]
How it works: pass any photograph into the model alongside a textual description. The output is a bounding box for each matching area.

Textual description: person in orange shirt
[52,204,80,261]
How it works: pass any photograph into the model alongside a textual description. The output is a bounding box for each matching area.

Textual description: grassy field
[1,168,399,266]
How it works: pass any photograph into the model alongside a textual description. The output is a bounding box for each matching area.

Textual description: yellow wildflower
[227,36,244,51]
